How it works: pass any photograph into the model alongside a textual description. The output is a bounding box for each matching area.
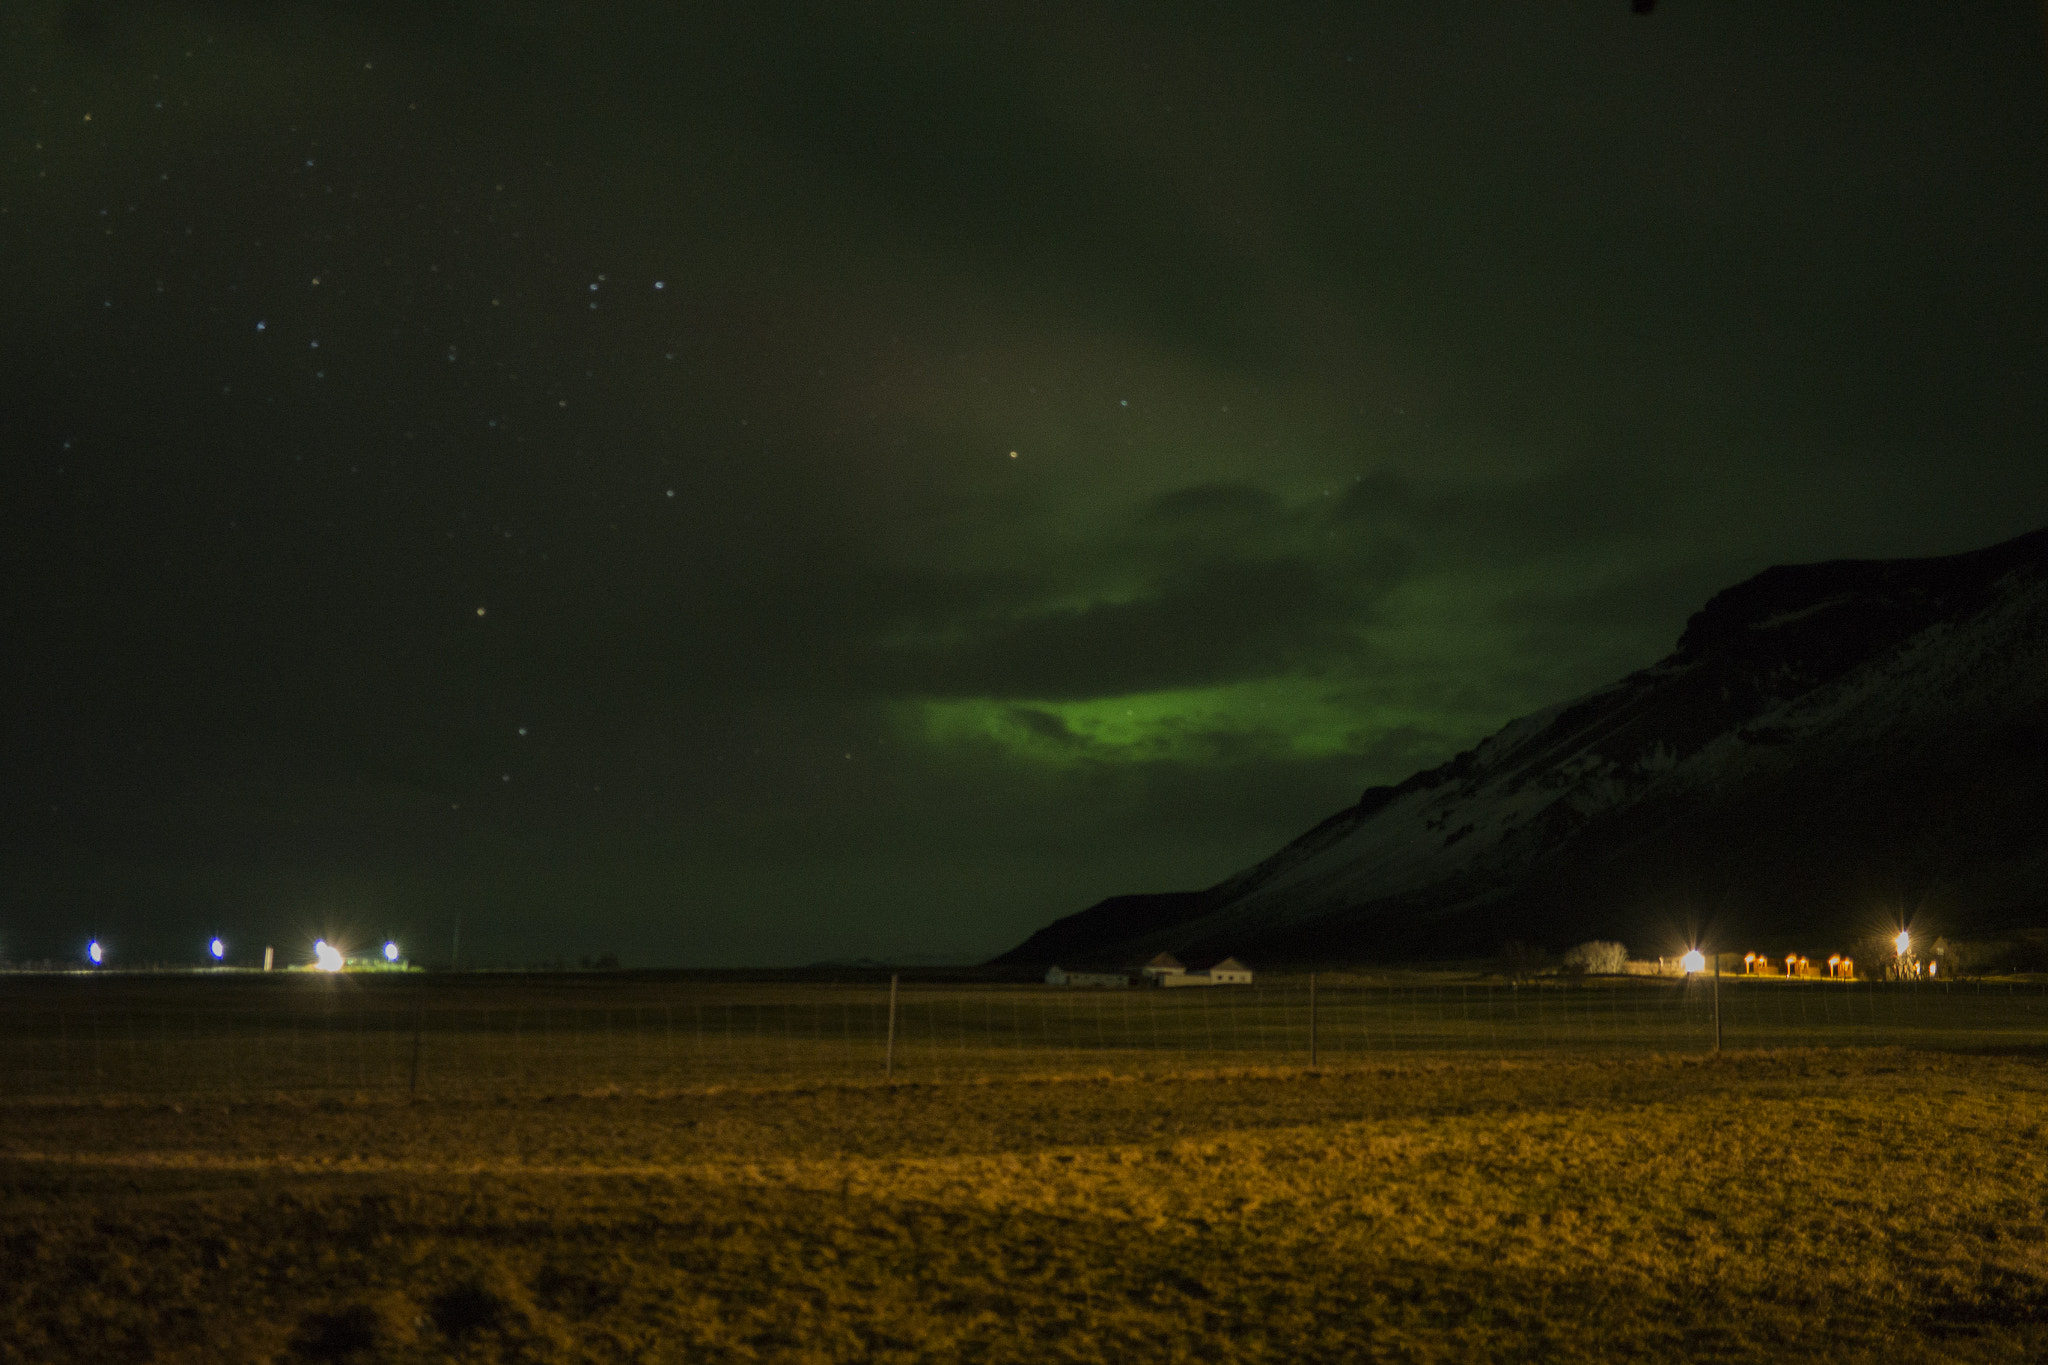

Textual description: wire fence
[2,974,2043,1100]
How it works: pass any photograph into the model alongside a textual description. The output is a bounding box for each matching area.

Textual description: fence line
[0,977,2042,1100]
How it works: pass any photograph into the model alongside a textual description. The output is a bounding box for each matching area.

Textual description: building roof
[1209,957,1248,971]
[1144,952,1185,969]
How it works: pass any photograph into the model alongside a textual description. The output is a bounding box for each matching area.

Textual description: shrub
[1561,941,1628,976]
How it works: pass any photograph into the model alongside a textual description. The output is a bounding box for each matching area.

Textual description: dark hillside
[997,528,2048,967]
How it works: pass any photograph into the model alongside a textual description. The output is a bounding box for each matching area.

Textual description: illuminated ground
[4,1048,2046,1362]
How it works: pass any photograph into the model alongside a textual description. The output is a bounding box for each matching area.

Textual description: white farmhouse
[1147,954,1255,987]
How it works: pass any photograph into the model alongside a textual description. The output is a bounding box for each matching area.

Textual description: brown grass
[6,974,2044,1102]
[4,1049,2046,1362]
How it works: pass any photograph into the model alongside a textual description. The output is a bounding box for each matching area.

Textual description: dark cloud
[891,556,1362,701]
[1143,482,1284,525]
[1005,706,1081,745]
[1332,460,1684,563]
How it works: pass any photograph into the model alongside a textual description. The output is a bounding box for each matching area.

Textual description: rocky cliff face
[996,529,2048,967]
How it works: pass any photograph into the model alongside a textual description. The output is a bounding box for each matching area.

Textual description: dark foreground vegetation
[4,1045,2046,1362]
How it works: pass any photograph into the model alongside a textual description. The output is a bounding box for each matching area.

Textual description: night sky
[5,2,2047,968]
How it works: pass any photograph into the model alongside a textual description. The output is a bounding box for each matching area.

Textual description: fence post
[1713,951,1722,1054]
[408,973,426,1094]
[1308,972,1318,1069]
[885,973,898,1079]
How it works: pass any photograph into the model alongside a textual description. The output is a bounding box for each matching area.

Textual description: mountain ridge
[994,528,2048,968]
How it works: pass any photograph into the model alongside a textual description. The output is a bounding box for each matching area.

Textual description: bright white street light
[87,940,104,966]
[313,939,344,973]
[1681,949,1706,974]
[383,941,400,963]
[1894,931,1911,956]
[209,938,225,961]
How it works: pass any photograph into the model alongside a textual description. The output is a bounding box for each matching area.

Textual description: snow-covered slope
[997,528,2048,966]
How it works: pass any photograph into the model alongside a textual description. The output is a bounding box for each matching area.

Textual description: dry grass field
[5,1045,2047,1363]
[5,972,2042,1099]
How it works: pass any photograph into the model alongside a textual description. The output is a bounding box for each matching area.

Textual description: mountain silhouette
[996,529,2048,967]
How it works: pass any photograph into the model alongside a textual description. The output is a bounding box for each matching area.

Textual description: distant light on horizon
[1681,949,1706,974]
[87,940,103,965]
[1894,931,1911,956]
[313,939,344,973]
[383,941,400,963]
[209,937,225,961]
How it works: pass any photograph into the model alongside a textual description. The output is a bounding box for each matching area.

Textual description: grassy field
[3,972,2044,1098]
[4,1042,2048,1362]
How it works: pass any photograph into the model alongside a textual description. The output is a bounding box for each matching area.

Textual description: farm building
[1741,952,1858,978]
[1139,952,1187,984]
[1113,952,1256,987]
[1044,966,1132,988]
[1148,955,1254,987]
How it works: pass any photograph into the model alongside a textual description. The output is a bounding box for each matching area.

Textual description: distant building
[1045,966,1132,988]
[1147,954,1254,987]
[1139,952,1187,984]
